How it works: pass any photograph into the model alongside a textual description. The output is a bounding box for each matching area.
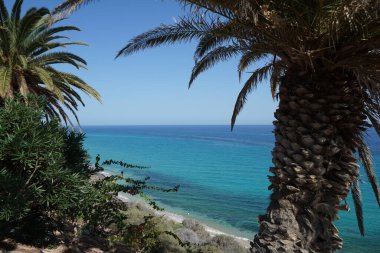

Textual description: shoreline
[98,171,251,248]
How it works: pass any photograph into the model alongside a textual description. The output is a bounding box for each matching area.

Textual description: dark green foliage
[62,130,92,177]
[0,97,92,245]
[80,157,180,251]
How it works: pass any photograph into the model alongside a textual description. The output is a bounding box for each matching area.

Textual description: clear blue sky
[15,0,278,125]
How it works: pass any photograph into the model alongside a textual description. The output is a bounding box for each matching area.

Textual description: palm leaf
[352,178,364,236]
[190,45,241,87]
[0,0,9,23]
[357,142,380,206]
[231,63,273,130]
[32,66,64,102]
[117,18,214,58]
[238,50,267,80]
[11,0,23,21]
[0,67,12,97]
[52,0,94,19]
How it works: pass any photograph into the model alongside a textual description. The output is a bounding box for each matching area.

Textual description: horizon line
[76,124,273,127]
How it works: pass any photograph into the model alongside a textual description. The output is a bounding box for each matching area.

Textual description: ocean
[82,125,380,253]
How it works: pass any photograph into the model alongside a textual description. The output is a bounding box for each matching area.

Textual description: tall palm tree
[0,0,100,127]
[54,0,380,252]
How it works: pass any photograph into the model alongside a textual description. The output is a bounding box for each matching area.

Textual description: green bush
[0,97,94,246]
[209,235,249,253]
[182,219,211,244]
[192,245,224,253]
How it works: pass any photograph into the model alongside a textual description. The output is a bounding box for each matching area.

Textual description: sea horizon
[78,124,274,127]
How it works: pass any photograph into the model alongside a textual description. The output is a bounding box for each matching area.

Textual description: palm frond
[30,52,87,69]
[11,0,23,21]
[194,20,241,58]
[0,0,8,23]
[52,0,94,20]
[270,58,283,99]
[352,178,364,236]
[357,141,380,206]
[190,45,241,87]
[176,0,241,19]
[231,63,273,130]
[238,50,267,80]
[117,17,214,58]
[0,67,11,97]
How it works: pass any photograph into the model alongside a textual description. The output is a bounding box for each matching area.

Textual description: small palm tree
[54,0,380,252]
[0,0,100,127]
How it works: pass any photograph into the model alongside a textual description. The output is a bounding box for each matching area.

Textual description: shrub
[182,219,211,244]
[175,228,200,245]
[209,235,249,253]
[192,245,224,253]
[0,97,94,246]
[154,233,188,253]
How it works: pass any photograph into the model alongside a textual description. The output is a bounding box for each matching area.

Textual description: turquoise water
[83,125,380,253]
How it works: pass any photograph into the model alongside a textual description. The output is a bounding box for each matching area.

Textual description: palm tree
[54,0,380,252]
[0,0,100,127]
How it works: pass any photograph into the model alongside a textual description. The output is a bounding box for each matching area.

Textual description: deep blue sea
[83,125,380,253]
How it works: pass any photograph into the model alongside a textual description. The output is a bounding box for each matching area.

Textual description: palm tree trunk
[251,72,365,253]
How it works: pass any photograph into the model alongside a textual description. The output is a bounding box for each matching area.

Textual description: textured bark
[250,72,366,253]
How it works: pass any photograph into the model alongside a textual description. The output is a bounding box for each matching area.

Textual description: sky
[12,0,278,125]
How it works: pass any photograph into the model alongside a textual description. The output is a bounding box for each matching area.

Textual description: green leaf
[0,67,12,97]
